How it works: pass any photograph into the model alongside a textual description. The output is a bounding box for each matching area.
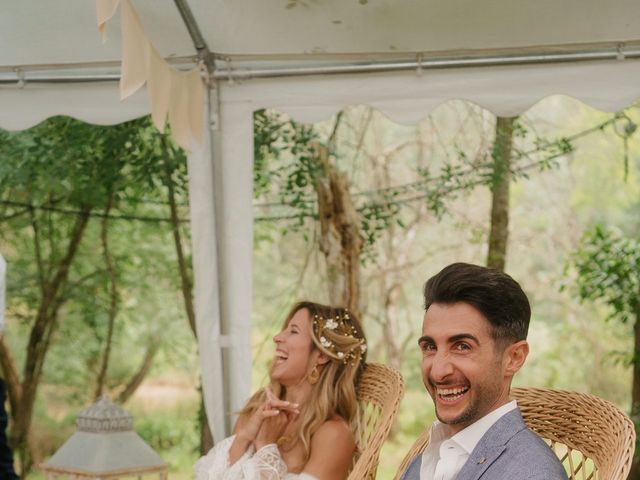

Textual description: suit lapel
[400,454,422,480]
[456,444,506,480]
[456,408,527,480]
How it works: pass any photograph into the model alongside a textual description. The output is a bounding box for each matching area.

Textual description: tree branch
[95,193,118,400]
[116,339,159,404]
[161,136,197,339]
[0,336,22,415]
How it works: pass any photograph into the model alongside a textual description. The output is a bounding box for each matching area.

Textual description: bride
[195,301,368,480]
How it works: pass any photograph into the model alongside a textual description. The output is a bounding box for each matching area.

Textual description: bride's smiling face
[271,308,318,385]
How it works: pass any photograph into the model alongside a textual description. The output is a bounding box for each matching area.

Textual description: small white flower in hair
[337,351,345,359]
[360,344,367,353]
[320,336,332,348]
[325,319,338,330]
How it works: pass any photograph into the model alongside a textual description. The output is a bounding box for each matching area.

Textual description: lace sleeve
[241,443,288,479]
[194,435,255,480]
[194,438,315,480]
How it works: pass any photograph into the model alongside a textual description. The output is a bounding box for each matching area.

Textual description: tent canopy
[3,0,640,67]
[2,0,640,443]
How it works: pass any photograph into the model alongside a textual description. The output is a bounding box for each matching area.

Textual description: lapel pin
[478,457,486,464]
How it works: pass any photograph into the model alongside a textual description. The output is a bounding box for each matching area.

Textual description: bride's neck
[284,382,312,405]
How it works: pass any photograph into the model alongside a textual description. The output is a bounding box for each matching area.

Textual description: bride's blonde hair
[239,301,367,465]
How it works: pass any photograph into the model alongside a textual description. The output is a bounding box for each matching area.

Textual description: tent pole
[188,85,231,441]
[172,0,216,72]
[174,0,232,439]
[211,47,640,80]
[205,81,233,437]
[2,46,640,85]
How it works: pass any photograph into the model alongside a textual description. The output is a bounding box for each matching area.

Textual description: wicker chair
[394,387,635,480]
[512,388,635,480]
[348,362,405,480]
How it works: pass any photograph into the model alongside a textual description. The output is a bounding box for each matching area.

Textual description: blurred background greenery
[1,95,638,478]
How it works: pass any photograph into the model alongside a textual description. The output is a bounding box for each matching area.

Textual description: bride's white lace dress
[194,435,318,480]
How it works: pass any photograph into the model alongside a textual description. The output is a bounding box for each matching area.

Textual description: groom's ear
[503,340,529,376]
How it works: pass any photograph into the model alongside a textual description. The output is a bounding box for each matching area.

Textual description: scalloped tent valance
[4,59,640,130]
[3,0,640,131]
[2,0,640,443]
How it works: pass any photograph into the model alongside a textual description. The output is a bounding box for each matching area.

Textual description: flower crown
[312,309,367,365]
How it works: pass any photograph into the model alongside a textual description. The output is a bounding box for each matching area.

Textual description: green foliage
[0,115,197,465]
[567,225,640,324]
[253,109,320,202]
[609,112,638,180]
[135,408,199,452]
[360,201,400,249]
[1,117,138,207]
[253,107,633,261]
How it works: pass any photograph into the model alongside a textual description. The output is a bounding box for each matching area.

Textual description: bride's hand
[236,388,299,444]
[255,388,299,449]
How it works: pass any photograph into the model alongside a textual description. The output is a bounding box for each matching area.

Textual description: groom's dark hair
[423,262,531,344]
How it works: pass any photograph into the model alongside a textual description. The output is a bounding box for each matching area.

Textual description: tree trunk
[199,391,214,455]
[161,137,214,449]
[164,155,197,338]
[312,142,363,318]
[94,194,117,400]
[116,339,159,404]
[486,116,516,271]
[629,289,640,480]
[12,206,92,475]
[0,337,21,417]
[633,317,640,417]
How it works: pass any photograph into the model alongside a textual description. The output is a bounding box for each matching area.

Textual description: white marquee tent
[2,0,640,442]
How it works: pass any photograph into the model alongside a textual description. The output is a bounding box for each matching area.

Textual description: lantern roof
[41,396,166,478]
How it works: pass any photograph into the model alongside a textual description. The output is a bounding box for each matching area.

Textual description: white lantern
[41,396,167,479]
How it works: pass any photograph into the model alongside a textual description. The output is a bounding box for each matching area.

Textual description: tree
[253,106,636,386]
[0,117,141,472]
[486,116,517,271]
[567,225,640,479]
[0,116,201,472]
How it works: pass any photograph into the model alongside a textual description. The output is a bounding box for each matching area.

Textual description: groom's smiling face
[419,302,512,434]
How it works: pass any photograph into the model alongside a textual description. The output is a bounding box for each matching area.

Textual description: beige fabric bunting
[96,0,204,150]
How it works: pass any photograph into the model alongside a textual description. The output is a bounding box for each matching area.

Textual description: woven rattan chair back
[394,387,635,480]
[511,387,635,480]
[348,362,404,480]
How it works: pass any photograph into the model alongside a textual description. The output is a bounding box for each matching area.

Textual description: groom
[400,263,567,480]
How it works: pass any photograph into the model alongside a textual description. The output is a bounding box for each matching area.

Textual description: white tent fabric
[221,60,640,123]
[194,0,640,57]
[187,56,640,439]
[0,84,149,131]
[4,0,640,66]
[2,0,640,443]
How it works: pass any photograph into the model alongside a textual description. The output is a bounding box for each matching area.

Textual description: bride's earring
[308,365,320,385]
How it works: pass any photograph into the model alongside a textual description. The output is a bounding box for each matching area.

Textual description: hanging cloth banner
[96,0,204,151]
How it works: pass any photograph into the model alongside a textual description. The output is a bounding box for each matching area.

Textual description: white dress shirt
[420,400,518,480]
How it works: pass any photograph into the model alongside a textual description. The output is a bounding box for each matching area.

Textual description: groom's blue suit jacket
[400,408,568,480]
